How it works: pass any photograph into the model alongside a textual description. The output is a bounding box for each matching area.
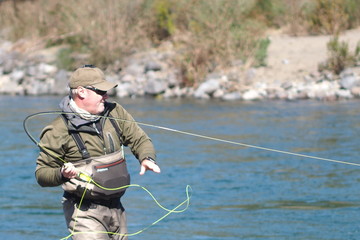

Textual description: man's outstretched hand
[140,159,161,175]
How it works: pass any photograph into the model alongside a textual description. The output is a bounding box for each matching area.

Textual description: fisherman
[35,65,161,240]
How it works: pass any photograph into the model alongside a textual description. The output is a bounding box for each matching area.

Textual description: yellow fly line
[60,178,192,240]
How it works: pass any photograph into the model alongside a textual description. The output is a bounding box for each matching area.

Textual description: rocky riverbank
[1,29,360,101]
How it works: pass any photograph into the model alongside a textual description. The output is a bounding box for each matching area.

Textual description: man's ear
[77,87,87,99]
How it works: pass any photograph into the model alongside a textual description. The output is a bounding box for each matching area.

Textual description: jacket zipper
[93,122,107,154]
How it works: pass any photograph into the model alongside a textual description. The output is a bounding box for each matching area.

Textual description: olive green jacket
[35,97,156,187]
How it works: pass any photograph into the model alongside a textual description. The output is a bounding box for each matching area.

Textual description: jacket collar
[59,96,115,130]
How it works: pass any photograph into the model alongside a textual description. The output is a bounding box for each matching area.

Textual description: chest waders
[61,115,130,200]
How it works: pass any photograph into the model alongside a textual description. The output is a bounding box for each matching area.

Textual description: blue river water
[0,95,359,240]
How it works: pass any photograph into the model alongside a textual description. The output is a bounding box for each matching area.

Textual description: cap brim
[92,81,118,91]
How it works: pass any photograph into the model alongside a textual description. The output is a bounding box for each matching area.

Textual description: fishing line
[24,111,360,167]
[61,182,192,240]
[60,179,191,240]
[23,110,359,238]
[130,121,360,167]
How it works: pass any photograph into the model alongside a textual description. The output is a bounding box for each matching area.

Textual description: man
[35,65,160,240]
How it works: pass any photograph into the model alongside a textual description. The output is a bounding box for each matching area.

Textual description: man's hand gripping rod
[62,162,92,182]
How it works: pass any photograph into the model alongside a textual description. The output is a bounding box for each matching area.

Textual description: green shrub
[355,41,360,62]
[153,0,175,41]
[307,0,349,35]
[56,48,76,71]
[344,0,360,28]
[172,0,266,86]
[254,37,271,67]
[319,36,357,74]
[246,0,286,27]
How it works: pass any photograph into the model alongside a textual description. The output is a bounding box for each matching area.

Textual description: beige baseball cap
[69,66,117,91]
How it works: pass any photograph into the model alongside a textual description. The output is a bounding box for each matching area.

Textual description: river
[0,95,359,240]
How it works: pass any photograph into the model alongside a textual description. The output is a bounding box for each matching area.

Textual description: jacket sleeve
[35,122,68,187]
[113,104,156,162]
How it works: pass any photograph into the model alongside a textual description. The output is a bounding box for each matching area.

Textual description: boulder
[194,79,220,98]
[222,91,242,101]
[339,69,360,89]
[350,86,360,97]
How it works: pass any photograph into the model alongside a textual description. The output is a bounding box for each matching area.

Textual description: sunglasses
[84,86,107,96]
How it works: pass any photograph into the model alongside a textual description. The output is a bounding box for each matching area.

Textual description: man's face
[82,87,108,115]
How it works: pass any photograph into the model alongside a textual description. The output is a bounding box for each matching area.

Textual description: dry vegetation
[0,0,360,86]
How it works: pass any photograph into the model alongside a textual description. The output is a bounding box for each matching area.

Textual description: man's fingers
[139,162,161,175]
[152,164,161,173]
[139,165,146,175]
[61,163,78,178]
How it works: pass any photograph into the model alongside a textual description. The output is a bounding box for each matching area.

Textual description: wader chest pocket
[92,159,130,196]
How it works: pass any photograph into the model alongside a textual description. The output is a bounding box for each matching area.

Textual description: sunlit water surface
[0,95,359,240]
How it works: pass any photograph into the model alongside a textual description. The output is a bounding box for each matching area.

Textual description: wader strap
[60,114,90,159]
[71,132,90,159]
[109,114,123,145]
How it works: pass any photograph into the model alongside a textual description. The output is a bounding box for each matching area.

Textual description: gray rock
[336,89,353,99]
[213,88,225,98]
[351,86,360,97]
[163,88,176,98]
[144,61,162,72]
[116,82,132,98]
[10,69,25,83]
[23,77,50,95]
[144,71,168,95]
[121,74,135,83]
[339,69,360,89]
[222,91,241,101]
[38,63,57,75]
[242,90,262,101]
[194,79,220,98]
[281,82,293,90]
[125,64,144,76]
[0,75,24,95]
[51,69,69,95]
[3,59,16,74]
